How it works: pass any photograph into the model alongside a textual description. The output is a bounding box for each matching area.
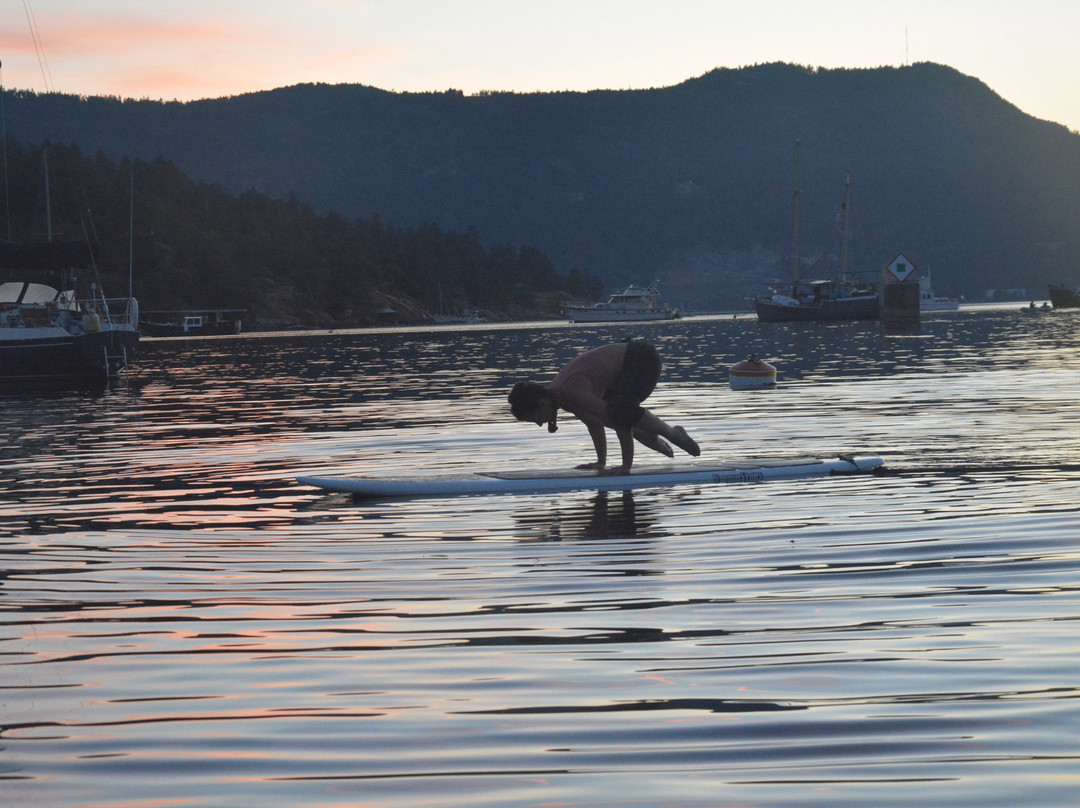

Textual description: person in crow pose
[508,340,700,474]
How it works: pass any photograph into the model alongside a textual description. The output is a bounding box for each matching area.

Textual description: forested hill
[5,61,1080,307]
[0,142,594,325]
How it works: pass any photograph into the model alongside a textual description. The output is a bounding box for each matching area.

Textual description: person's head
[508,381,557,432]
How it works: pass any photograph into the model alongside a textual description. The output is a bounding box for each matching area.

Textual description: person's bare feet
[672,426,700,456]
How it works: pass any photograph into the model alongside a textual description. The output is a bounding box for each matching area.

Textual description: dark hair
[508,381,551,421]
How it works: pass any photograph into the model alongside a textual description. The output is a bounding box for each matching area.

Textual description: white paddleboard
[297,455,884,498]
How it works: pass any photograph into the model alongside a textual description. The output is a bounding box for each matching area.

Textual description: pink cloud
[31,9,247,56]
[2,6,404,101]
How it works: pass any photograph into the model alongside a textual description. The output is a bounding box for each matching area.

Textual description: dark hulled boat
[1048,284,1080,309]
[755,280,880,322]
[0,240,139,385]
[754,144,879,323]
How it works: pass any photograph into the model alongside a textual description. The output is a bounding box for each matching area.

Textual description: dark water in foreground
[2,307,1079,807]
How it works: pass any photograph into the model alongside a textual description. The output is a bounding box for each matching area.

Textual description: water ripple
[3,309,1080,807]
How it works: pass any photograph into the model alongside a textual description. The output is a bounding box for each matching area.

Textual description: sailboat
[433,283,483,324]
[0,150,139,384]
[755,144,879,323]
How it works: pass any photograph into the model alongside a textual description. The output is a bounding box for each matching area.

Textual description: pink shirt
[550,347,614,403]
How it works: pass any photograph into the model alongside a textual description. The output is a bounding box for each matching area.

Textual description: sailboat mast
[1,59,10,240]
[43,148,52,241]
[791,140,801,285]
[129,169,134,298]
[839,172,851,283]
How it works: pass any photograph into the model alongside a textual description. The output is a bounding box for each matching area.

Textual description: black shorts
[605,341,661,428]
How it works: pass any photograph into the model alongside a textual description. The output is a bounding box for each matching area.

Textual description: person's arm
[558,376,616,470]
[558,380,635,473]
[575,420,607,469]
[610,427,635,474]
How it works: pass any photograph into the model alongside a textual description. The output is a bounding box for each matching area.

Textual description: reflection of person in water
[583,490,642,539]
[516,490,654,542]
[508,341,700,474]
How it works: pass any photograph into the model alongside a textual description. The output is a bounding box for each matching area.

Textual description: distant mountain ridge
[5,62,1079,306]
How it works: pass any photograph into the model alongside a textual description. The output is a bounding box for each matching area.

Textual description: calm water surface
[2,307,1079,807]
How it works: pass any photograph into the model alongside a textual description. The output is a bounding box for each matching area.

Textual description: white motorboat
[566,285,678,323]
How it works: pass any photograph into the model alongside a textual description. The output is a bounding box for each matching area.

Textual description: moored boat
[754,146,879,323]
[140,309,244,337]
[433,283,484,324]
[433,307,483,325]
[566,284,678,323]
[1048,284,1080,309]
[0,150,138,384]
[919,272,960,311]
[755,280,879,322]
[0,27,138,385]
[0,254,139,385]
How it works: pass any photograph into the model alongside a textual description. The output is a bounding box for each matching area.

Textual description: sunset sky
[1,0,1077,132]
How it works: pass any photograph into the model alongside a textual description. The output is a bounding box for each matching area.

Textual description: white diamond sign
[885,253,916,282]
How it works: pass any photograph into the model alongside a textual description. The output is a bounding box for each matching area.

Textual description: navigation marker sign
[885,253,916,282]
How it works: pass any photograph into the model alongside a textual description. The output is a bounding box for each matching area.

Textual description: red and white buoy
[728,355,777,390]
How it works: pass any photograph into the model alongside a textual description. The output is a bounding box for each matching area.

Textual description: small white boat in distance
[566,284,679,323]
[919,272,960,311]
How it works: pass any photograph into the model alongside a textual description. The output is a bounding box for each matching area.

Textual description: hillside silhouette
[4,62,1079,310]
[0,142,596,325]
